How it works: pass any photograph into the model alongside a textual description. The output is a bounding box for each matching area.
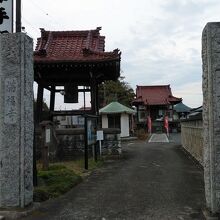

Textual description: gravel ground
[22,136,205,220]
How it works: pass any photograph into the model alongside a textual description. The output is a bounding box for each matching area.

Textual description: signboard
[0,0,13,33]
[45,128,51,144]
[96,130,104,141]
[87,117,97,145]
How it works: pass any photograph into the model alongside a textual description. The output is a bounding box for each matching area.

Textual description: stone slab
[148,133,169,143]
[202,22,220,213]
[0,33,34,208]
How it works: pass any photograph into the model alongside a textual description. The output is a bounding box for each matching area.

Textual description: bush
[135,128,148,140]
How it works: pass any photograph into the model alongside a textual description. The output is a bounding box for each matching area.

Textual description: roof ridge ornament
[96,27,102,31]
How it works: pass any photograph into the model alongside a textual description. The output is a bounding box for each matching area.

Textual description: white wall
[102,114,108,128]
[121,113,129,137]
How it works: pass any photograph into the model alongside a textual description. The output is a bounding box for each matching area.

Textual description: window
[61,116,66,121]
[158,109,164,117]
[108,114,121,129]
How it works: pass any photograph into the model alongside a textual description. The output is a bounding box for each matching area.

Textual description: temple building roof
[34,27,121,63]
[133,85,182,106]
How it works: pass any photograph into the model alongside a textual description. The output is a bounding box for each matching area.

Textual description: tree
[99,77,135,107]
[34,99,50,122]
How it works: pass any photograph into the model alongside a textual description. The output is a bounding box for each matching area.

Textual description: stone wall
[181,119,203,166]
[35,127,122,160]
[56,128,85,160]
[102,128,121,155]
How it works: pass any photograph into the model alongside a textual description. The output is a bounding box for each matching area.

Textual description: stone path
[22,135,205,220]
[148,133,169,143]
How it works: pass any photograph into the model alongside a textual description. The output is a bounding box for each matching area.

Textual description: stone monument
[202,22,220,214]
[0,33,33,208]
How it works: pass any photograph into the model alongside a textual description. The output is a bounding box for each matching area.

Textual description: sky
[20,0,220,109]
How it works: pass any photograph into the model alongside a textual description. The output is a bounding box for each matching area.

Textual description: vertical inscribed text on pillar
[4,78,18,124]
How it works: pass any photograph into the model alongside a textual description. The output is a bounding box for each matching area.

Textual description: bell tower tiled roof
[34,27,121,63]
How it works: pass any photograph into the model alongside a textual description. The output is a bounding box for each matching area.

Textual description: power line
[25,0,66,30]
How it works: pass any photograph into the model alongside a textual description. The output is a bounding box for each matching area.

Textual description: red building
[132,85,182,125]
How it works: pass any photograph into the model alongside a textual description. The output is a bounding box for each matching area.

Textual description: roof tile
[34,27,121,63]
[133,85,182,106]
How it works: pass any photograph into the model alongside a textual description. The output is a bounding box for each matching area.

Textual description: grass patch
[52,158,104,176]
[34,165,82,202]
[34,158,104,202]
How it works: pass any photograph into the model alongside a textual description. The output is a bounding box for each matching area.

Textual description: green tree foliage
[99,77,135,108]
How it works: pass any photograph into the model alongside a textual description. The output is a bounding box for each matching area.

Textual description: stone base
[0,203,40,220]
[202,208,220,220]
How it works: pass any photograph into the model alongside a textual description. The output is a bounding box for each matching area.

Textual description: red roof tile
[34,27,121,63]
[133,85,182,106]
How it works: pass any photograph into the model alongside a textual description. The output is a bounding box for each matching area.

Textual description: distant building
[53,106,92,128]
[132,85,182,126]
[99,101,136,137]
[173,102,191,120]
[54,115,84,128]
[188,106,203,120]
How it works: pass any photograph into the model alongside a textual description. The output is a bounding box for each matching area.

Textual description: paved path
[148,133,169,143]
[23,137,205,220]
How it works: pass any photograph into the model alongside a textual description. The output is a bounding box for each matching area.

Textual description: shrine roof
[34,27,121,63]
[99,101,136,114]
[132,85,182,106]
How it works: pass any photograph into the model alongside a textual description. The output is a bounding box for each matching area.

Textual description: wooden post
[40,123,50,170]
[84,116,88,169]
[16,0,21,33]
[33,126,38,186]
[49,86,55,121]
[36,84,44,124]
[50,86,55,112]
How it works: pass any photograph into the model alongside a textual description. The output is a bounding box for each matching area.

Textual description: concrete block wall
[181,119,203,166]
[35,128,122,160]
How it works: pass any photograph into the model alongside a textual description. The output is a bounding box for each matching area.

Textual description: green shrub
[47,164,66,170]
[34,165,82,202]
[136,128,148,140]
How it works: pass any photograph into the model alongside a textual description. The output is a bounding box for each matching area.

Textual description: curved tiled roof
[174,102,191,113]
[34,27,121,63]
[133,85,182,106]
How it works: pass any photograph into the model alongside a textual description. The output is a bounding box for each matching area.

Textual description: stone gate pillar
[202,22,220,214]
[0,33,33,208]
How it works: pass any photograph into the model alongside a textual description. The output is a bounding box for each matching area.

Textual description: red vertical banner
[164,116,169,136]
[147,116,152,134]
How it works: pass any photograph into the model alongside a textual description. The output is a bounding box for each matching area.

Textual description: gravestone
[0,33,33,208]
[202,22,220,214]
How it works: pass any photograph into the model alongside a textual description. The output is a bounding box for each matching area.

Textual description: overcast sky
[21,0,220,108]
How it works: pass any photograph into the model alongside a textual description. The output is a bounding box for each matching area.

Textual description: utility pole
[16,0,21,32]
